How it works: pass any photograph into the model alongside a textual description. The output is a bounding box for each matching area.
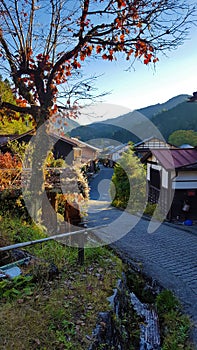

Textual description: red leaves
[86,45,93,56]
[96,45,102,54]
[120,33,125,42]
[102,51,114,61]
[133,41,158,65]
[0,0,162,124]
[50,104,58,115]
[126,48,134,60]
[36,54,53,72]
[130,6,139,20]
[0,152,21,169]
[80,45,94,61]
[72,60,81,69]
[136,22,142,28]
[117,0,126,9]
[36,54,42,60]
[153,57,159,63]
[115,17,123,28]
[102,54,108,60]
[144,54,152,65]
[0,152,22,191]
[16,97,27,107]
[26,47,33,60]
[80,52,86,61]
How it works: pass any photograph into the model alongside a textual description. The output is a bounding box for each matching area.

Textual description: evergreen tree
[168,130,197,147]
[111,146,146,213]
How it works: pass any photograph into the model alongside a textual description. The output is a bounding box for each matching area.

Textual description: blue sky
[79,22,197,121]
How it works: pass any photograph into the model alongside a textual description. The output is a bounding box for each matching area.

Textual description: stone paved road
[87,166,197,347]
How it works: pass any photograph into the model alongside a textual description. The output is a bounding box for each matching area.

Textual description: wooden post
[78,246,84,265]
[77,232,85,265]
[77,227,88,265]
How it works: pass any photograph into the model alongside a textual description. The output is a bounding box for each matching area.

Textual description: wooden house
[142,148,197,221]
[70,137,100,170]
[134,136,177,158]
[0,130,35,152]
[105,143,130,166]
[0,130,100,166]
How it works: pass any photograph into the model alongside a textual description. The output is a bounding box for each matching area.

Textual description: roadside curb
[141,214,197,237]
[163,220,197,236]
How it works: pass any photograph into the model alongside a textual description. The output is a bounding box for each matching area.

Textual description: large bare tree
[0,0,195,123]
[0,0,195,228]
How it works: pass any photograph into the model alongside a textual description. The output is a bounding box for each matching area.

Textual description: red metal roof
[151,149,197,170]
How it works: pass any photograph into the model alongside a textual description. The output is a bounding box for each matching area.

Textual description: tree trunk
[23,122,57,234]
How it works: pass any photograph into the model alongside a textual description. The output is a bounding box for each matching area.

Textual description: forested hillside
[151,101,197,140]
[70,94,192,143]
[70,122,138,144]
[0,77,32,135]
[137,94,189,119]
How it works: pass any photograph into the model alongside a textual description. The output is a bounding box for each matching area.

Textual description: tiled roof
[0,130,35,147]
[151,149,197,170]
[0,130,100,158]
[134,136,176,149]
[49,133,78,147]
[71,137,100,151]
[0,134,17,146]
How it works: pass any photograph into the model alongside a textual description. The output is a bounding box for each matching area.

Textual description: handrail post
[77,242,84,265]
[77,226,87,265]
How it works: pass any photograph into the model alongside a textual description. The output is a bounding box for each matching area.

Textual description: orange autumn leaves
[0,152,22,191]
[14,0,158,114]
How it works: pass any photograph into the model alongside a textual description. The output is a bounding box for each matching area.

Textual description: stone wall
[88,273,161,350]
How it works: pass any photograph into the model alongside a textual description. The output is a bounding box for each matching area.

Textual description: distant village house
[142,148,197,221]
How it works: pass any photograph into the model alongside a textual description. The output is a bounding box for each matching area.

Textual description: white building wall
[151,164,161,171]
[147,163,151,181]
[162,168,169,189]
[172,171,197,189]
[175,171,197,181]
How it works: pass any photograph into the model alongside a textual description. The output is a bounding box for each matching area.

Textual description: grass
[0,209,123,349]
[0,243,123,349]
[0,211,195,350]
[156,290,194,350]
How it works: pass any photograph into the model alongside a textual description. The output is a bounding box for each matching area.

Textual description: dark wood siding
[150,168,161,189]
[171,189,197,220]
[53,140,74,164]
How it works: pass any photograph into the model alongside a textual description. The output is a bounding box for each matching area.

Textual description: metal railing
[0,225,107,265]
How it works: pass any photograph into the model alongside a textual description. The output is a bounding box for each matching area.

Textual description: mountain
[99,94,189,129]
[70,94,192,144]
[53,117,80,135]
[70,122,138,145]
[137,94,189,119]
[63,118,80,133]
[77,103,131,125]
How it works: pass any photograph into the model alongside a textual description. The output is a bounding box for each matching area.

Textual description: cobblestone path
[88,166,197,347]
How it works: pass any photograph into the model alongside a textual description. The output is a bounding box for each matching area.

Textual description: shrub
[156,290,192,349]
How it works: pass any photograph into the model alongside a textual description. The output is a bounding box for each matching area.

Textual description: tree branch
[0,100,36,115]
[1,0,24,52]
